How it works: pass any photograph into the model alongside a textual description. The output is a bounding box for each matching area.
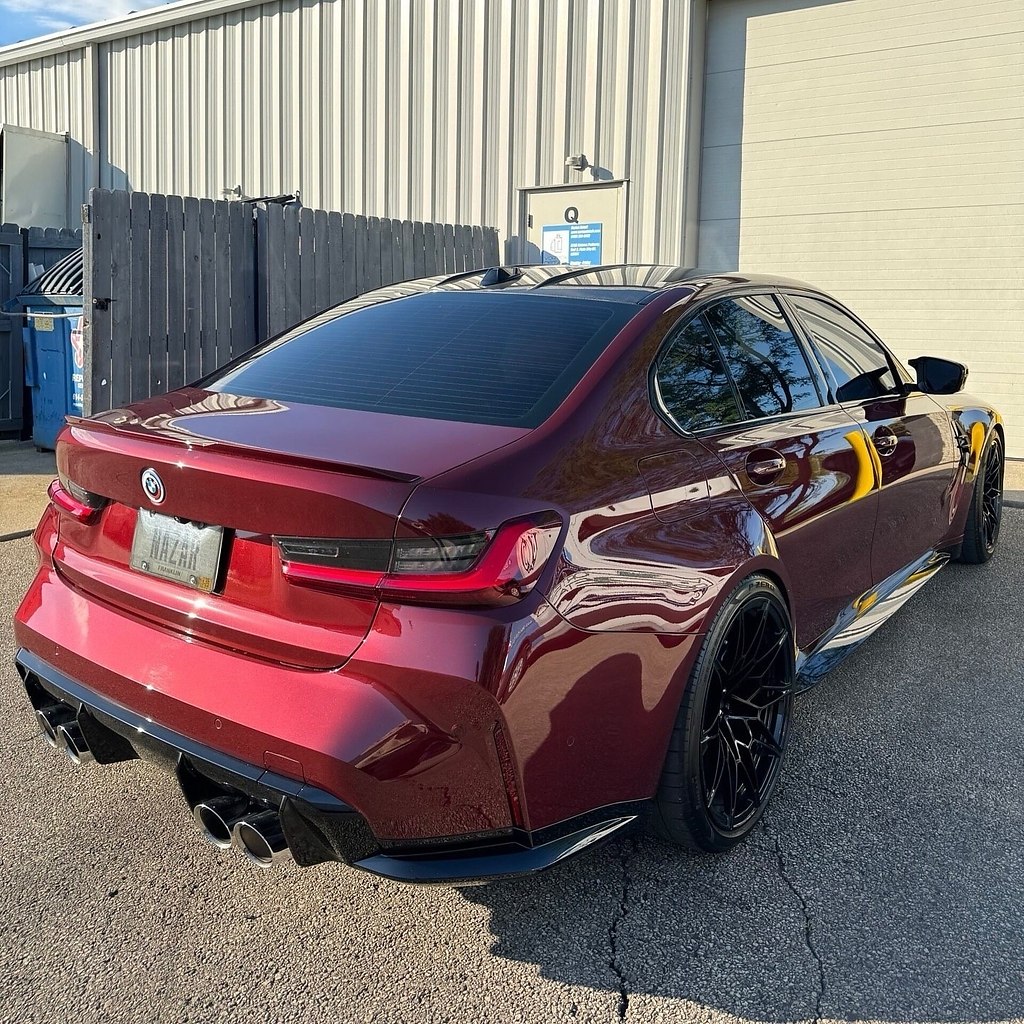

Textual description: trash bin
[18,248,84,450]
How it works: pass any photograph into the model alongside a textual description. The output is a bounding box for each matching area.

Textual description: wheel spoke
[735,631,787,681]
[733,604,769,675]
[704,735,727,805]
[720,719,760,811]
[722,739,740,822]
[748,717,784,759]
[729,685,790,713]
[737,748,761,808]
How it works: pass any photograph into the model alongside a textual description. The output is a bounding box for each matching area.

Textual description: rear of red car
[13,286,645,882]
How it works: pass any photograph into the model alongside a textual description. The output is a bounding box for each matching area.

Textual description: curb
[0,529,33,543]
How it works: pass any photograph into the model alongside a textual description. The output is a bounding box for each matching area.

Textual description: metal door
[521,181,627,267]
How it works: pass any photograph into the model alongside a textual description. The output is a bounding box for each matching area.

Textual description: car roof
[339,264,824,314]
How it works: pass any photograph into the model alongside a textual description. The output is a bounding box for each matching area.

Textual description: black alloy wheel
[653,575,794,853]
[960,432,1004,564]
[699,594,792,835]
[981,436,1004,552]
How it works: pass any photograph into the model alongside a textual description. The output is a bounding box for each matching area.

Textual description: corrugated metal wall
[0,0,705,264]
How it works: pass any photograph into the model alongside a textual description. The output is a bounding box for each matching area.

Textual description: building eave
[0,0,267,66]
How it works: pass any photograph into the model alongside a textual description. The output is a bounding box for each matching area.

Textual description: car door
[784,293,960,586]
[653,293,878,649]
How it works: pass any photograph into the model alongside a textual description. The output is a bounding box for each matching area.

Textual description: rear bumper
[14,524,519,846]
[13,507,684,880]
[15,647,638,883]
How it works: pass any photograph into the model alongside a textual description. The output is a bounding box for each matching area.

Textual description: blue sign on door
[541,222,603,266]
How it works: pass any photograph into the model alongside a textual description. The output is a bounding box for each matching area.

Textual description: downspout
[681,0,709,267]
[89,41,101,193]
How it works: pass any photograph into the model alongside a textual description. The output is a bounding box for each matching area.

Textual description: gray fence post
[81,204,95,416]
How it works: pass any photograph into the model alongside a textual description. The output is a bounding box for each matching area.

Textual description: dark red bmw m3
[13,265,1005,883]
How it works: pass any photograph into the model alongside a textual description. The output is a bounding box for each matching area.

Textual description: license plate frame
[130,509,225,593]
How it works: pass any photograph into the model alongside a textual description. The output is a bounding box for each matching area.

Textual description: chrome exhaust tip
[193,795,252,850]
[36,704,75,749]
[55,721,95,765]
[233,810,292,867]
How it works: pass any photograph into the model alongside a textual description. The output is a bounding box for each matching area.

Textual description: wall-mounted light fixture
[564,153,589,171]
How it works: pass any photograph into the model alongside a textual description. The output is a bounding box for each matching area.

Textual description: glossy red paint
[11,266,1003,875]
[47,480,100,522]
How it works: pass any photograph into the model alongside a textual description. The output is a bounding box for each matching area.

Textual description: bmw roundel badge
[141,467,166,505]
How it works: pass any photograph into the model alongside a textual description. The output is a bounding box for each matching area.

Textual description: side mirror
[908,356,968,395]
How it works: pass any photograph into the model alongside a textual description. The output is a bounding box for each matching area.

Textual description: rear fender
[546,496,788,635]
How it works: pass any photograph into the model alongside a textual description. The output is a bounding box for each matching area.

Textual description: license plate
[130,510,225,593]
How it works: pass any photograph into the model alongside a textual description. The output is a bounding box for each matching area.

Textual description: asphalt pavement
[1,515,1022,1024]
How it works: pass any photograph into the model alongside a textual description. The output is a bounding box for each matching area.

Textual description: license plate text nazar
[130,510,225,593]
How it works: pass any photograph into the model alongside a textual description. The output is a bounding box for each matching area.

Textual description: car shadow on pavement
[461,531,1024,1022]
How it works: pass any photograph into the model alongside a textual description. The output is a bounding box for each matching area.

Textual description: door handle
[745,450,787,484]
[872,427,898,457]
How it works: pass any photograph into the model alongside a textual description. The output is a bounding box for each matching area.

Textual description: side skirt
[795,549,950,692]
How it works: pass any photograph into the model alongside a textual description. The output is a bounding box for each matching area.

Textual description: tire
[651,574,795,853]
[959,431,1004,565]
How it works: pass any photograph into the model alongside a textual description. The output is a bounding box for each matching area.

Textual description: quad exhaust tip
[36,704,95,764]
[56,721,95,765]
[36,704,74,749]
[193,795,252,850]
[233,810,292,868]
[193,798,292,867]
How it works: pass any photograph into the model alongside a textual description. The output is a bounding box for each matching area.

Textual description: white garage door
[698,0,1024,456]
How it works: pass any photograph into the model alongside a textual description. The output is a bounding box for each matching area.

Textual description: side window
[655,316,742,432]
[788,295,898,402]
[703,295,822,418]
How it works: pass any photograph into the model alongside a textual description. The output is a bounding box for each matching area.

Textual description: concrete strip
[1004,457,1024,508]
[0,441,56,537]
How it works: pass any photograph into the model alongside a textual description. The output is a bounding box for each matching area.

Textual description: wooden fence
[0,225,82,436]
[84,191,255,416]
[83,189,501,414]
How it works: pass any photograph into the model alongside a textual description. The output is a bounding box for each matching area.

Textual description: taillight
[48,475,107,523]
[275,516,561,607]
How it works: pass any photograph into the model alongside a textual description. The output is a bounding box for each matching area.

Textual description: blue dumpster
[18,248,84,450]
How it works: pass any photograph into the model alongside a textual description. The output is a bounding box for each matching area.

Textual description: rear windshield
[208,291,634,428]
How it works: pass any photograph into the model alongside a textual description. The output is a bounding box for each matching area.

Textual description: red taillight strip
[47,480,99,523]
[378,520,545,603]
[280,562,385,590]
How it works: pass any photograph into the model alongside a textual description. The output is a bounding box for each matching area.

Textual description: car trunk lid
[52,388,528,669]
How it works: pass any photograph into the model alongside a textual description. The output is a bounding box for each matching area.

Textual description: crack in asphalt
[607,837,636,1019]
[772,833,825,1024]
